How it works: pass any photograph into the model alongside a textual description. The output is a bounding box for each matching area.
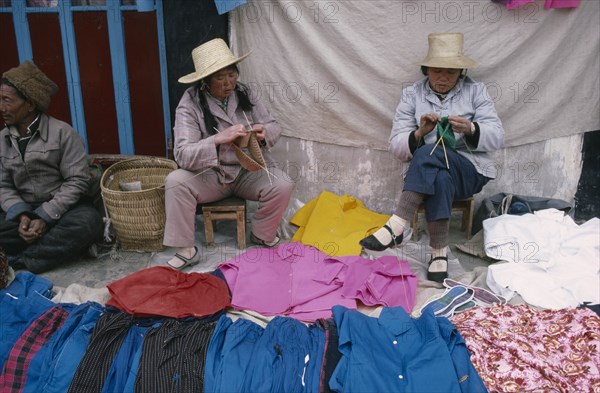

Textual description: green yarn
[436,116,456,151]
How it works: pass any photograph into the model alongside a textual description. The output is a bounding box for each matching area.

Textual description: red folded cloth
[106,266,231,318]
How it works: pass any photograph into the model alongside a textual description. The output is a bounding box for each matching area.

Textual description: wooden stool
[201,196,246,249]
[411,197,475,241]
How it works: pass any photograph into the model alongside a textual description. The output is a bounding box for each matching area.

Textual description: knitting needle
[440,136,450,169]
[430,136,443,155]
[243,111,253,132]
[230,144,277,183]
[430,122,450,156]
[218,127,277,184]
[430,122,445,155]
[242,113,273,185]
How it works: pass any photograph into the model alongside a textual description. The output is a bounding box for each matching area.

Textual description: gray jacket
[389,76,505,178]
[173,86,282,183]
[0,114,90,224]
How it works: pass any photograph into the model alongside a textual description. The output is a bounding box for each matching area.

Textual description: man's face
[0,84,34,127]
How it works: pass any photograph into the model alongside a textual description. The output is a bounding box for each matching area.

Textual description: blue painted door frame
[0,0,171,156]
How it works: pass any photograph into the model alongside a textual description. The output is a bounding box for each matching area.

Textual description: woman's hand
[448,115,473,135]
[213,124,250,145]
[250,124,266,141]
[416,113,441,139]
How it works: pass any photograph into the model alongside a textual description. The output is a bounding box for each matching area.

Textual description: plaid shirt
[0,306,68,391]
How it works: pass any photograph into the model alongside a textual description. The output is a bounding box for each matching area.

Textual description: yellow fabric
[290,190,390,256]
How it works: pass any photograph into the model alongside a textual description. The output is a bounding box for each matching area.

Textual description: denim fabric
[0,271,53,299]
[101,324,150,393]
[203,315,234,392]
[0,202,102,273]
[0,273,54,371]
[208,317,262,392]
[304,323,326,393]
[37,304,104,393]
[403,146,489,221]
[330,305,462,392]
[246,316,324,392]
[122,322,163,393]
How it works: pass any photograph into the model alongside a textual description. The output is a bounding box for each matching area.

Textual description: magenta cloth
[544,0,580,8]
[106,266,231,318]
[506,0,535,10]
[317,255,417,312]
[218,242,417,321]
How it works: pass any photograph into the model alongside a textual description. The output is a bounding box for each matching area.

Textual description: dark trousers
[403,146,490,222]
[0,202,103,273]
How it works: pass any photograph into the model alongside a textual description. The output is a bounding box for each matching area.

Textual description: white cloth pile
[484,209,599,309]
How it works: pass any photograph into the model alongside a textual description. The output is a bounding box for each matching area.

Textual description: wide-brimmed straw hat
[178,38,251,84]
[419,33,478,69]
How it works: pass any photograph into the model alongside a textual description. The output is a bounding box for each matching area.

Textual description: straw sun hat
[178,38,251,84]
[419,33,478,69]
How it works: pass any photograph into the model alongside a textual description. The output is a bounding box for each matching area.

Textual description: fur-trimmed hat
[2,61,58,111]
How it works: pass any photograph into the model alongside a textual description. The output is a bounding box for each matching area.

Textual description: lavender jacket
[173,86,282,183]
[389,76,505,178]
[0,114,89,224]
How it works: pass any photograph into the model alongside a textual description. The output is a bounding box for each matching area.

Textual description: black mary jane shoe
[359,225,403,251]
[427,256,449,283]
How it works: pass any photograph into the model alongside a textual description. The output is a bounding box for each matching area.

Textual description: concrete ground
[37,209,493,292]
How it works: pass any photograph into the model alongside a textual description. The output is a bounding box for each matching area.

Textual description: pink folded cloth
[544,0,580,9]
[507,0,580,10]
[506,0,534,10]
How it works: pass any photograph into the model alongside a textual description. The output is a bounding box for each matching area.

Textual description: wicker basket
[100,157,178,252]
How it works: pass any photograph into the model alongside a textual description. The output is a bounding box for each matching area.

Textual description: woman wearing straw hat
[360,33,504,283]
[164,38,294,269]
[0,61,103,273]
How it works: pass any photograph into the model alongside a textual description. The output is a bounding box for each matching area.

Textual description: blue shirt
[437,317,488,393]
[330,305,462,393]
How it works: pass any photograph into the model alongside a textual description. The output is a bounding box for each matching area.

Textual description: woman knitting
[163,39,294,269]
[360,33,504,283]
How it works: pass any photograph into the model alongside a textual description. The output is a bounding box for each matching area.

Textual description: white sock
[372,215,406,245]
[264,236,280,247]
[429,247,448,272]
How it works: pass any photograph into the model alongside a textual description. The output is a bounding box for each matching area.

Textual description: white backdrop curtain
[230,0,599,149]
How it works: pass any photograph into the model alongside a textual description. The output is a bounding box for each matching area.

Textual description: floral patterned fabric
[451,304,600,392]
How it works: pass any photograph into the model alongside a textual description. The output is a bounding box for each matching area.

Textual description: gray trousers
[163,167,294,248]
